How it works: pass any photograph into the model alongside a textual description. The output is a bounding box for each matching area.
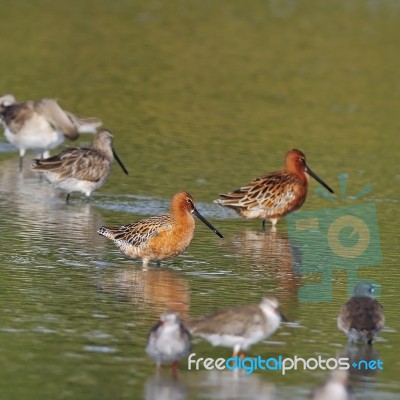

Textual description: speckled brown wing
[187,304,263,337]
[339,297,384,332]
[32,147,110,182]
[216,171,304,216]
[104,215,173,247]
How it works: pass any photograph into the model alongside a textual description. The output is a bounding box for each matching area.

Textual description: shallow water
[0,1,399,399]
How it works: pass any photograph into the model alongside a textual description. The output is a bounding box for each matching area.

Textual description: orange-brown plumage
[98,192,223,267]
[214,149,334,228]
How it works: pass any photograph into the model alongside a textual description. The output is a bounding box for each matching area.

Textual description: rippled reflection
[191,370,276,400]
[145,373,187,400]
[0,1,399,398]
[0,159,107,262]
[340,344,382,380]
[145,369,277,400]
[221,229,302,303]
[100,268,190,318]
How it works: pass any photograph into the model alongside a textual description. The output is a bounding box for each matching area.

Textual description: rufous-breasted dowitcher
[185,296,286,357]
[146,311,191,371]
[31,129,128,203]
[214,149,334,229]
[0,94,101,170]
[337,282,384,345]
[98,192,223,267]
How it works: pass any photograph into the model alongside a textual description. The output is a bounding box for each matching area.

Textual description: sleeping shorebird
[214,149,334,229]
[0,94,102,170]
[185,296,286,358]
[146,311,191,371]
[98,192,223,267]
[337,281,384,345]
[31,129,128,203]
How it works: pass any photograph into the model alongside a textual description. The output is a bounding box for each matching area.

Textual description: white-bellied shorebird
[0,94,101,170]
[146,311,191,371]
[310,369,354,400]
[185,296,286,357]
[31,129,128,203]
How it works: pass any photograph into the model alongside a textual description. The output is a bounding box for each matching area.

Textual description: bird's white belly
[3,115,64,152]
[44,175,102,197]
[147,325,188,362]
[204,330,266,350]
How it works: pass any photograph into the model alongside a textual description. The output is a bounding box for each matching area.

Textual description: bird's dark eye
[186,198,195,208]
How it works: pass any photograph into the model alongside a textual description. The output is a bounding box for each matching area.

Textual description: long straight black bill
[305,164,334,194]
[112,148,129,175]
[193,208,223,238]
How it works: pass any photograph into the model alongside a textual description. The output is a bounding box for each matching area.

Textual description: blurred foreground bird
[338,281,384,345]
[185,296,286,357]
[146,311,191,371]
[309,369,354,400]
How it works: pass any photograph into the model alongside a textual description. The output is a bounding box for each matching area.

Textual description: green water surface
[0,1,399,399]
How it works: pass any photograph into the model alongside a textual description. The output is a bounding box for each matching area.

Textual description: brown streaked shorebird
[146,311,191,370]
[337,282,384,345]
[185,296,286,357]
[98,192,223,267]
[214,149,334,229]
[31,129,128,203]
[0,94,102,170]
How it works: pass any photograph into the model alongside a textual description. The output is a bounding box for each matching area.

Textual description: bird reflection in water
[0,158,106,253]
[145,373,187,400]
[221,228,302,304]
[101,268,190,318]
[340,344,382,379]
[145,369,276,400]
[193,370,276,400]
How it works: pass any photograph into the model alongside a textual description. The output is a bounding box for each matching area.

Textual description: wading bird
[31,129,128,203]
[214,149,334,229]
[0,94,101,170]
[337,281,384,345]
[185,296,286,358]
[146,311,191,371]
[98,192,223,267]
[310,369,354,400]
